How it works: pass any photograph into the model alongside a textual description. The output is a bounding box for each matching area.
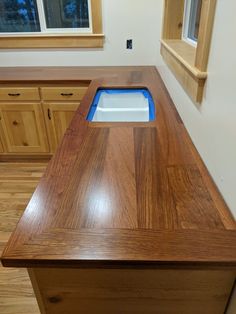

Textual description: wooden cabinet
[41,84,88,152]
[0,82,88,158]
[0,103,49,153]
[0,87,40,101]
[0,138,4,152]
[41,87,87,101]
[43,103,80,151]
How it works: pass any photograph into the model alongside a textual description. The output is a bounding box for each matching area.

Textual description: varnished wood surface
[0,163,46,314]
[0,103,49,153]
[1,66,236,267]
[30,268,235,314]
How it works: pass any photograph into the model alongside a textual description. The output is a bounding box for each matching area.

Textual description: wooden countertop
[1,66,236,268]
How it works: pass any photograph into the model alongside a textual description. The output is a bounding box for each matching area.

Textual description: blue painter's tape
[86,88,156,121]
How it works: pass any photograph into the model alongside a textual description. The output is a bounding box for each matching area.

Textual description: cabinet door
[0,103,49,153]
[0,138,4,153]
[43,103,79,152]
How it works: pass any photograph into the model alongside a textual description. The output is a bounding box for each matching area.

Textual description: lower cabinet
[43,103,80,152]
[0,103,49,154]
[0,83,88,157]
[29,268,235,314]
[0,138,3,152]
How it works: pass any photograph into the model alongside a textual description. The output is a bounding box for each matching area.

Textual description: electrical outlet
[126,39,133,50]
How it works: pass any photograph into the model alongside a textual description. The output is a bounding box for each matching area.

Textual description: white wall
[0,0,163,67]
[158,0,236,219]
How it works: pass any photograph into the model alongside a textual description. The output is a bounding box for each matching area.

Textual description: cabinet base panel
[28,268,235,314]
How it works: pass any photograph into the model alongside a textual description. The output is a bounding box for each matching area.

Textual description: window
[0,0,103,48]
[42,0,91,32]
[183,0,202,46]
[0,0,92,34]
[161,0,217,103]
[0,0,40,33]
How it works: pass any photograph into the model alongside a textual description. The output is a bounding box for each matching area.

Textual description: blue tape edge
[86,88,156,121]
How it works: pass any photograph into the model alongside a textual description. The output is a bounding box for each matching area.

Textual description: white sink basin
[87,89,155,122]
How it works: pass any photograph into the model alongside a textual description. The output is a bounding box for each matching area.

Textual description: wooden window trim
[0,0,104,49]
[161,0,217,103]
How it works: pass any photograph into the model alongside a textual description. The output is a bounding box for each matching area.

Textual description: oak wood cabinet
[43,102,80,151]
[41,85,88,152]
[41,86,87,101]
[0,87,40,101]
[0,137,4,152]
[0,83,88,158]
[0,103,49,153]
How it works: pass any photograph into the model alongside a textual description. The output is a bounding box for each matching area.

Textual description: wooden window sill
[160,39,207,103]
[0,33,105,49]
[161,39,207,79]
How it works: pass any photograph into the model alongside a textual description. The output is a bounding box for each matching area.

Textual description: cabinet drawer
[0,88,40,101]
[41,87,88,101]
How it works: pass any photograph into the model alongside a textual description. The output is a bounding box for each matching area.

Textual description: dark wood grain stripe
[91,128,137,229]
[167,166,225,230]
[54,128,109,229]
[134,128,178,230]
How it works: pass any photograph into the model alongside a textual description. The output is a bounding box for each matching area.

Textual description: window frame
[182,0,200,47]
[36,0,93,34]
[0,0,103,48]
[161,0,217,103]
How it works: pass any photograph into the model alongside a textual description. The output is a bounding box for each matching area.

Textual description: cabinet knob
[13,120,18,126]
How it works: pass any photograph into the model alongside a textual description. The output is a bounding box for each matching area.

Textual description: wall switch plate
[126,39,133,49]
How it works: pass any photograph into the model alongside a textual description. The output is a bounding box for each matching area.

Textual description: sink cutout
[87,89,155,122]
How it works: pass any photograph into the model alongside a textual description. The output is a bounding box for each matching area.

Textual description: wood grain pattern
[0,66,235,269]
[0,163,46,314]
[0,103,49,153]
[0,138,3,153]
[40,87,87,101]
[43,102,80,152]
[0,87,40,101]
[91,0,103,34]
[162,0,185,39]
[160,43,205,103]
[134,127,177,230]
[195,0,217,71]
[0,34,104,49]
[29,268,235,314]
[160,39,204,78]
[167,166,225,230]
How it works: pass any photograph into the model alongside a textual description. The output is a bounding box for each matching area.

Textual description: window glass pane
[188,0,202,41]
[43,0,90,29]
[0,0,40,33]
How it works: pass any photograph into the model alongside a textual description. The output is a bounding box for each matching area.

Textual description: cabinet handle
[61,93,73,96]
[8,93,21,97]
[48,108,51,120]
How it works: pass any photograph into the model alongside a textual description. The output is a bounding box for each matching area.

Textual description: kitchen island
[1,66,236,314]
